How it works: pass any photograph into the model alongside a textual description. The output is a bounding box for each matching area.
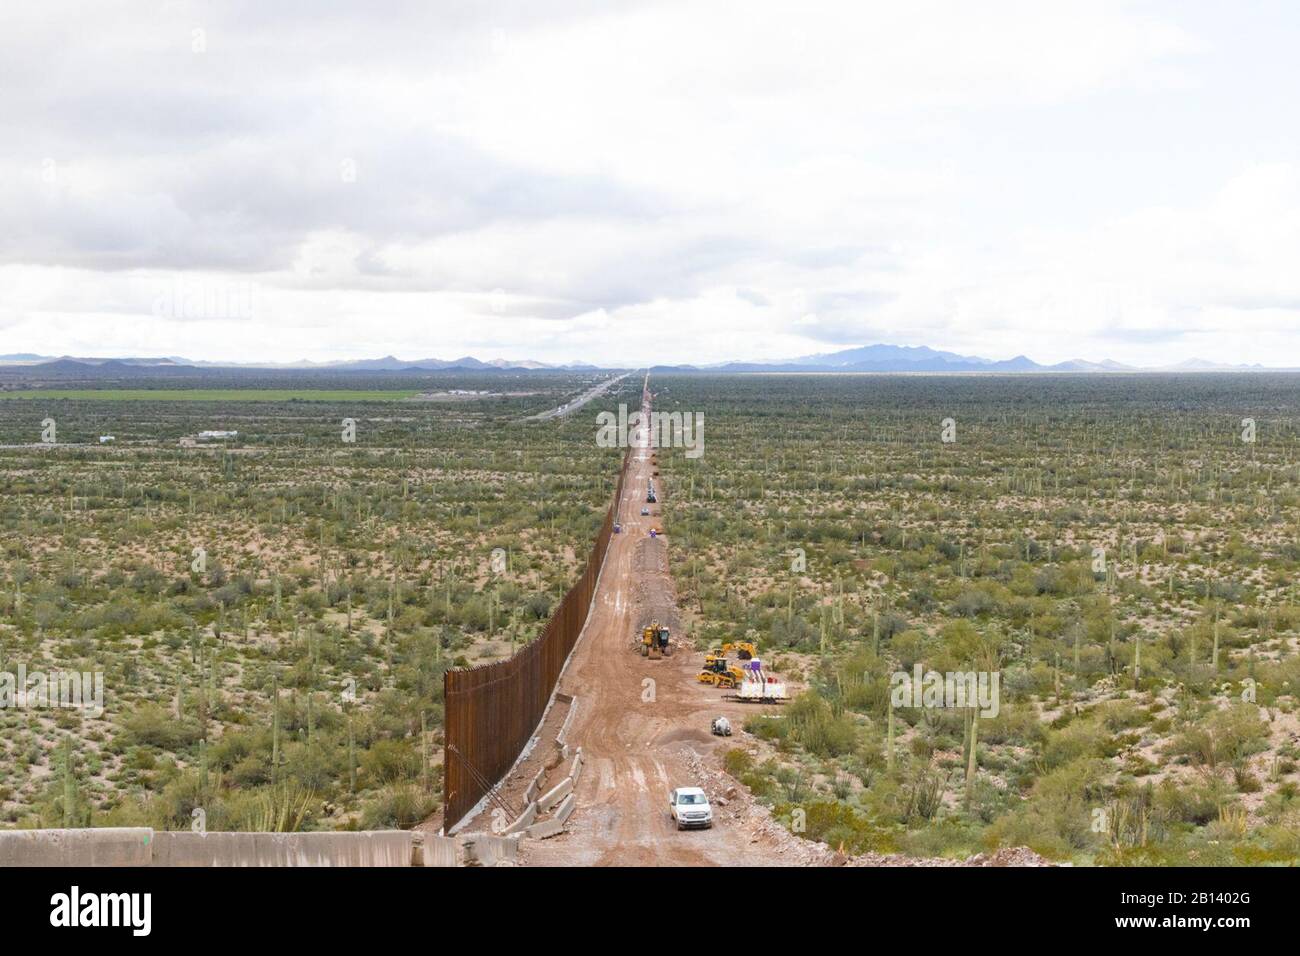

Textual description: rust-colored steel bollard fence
[443,446,632,830]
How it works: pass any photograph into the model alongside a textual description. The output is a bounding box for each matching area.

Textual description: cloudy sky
[2,0,1298,366]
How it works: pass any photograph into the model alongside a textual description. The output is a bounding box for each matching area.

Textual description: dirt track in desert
[454,384,1048,868]
[454,388,814,865]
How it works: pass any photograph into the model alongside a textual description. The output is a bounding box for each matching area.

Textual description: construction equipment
[723,641,757,660]
[698,653,744,689]
[641,622,672,658]
[711,716,732,736]
[731,659,789,703]
[646,480,657,503]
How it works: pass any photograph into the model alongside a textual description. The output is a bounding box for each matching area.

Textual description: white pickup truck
[668,787,714,830]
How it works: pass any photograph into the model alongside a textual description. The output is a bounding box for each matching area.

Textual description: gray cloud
[4,1,1295,368]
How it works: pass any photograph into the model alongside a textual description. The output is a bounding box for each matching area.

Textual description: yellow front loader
[697,653,744,689]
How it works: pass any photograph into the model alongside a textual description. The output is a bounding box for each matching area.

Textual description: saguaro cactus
[886,697,896,772]
[966,710,979,793]
[62,736,83,828]
[271,671,281,784]
[348,714,357,794]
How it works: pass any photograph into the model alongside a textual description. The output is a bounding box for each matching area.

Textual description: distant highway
[523,373,628,422]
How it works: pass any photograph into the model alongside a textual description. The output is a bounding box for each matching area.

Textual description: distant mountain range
[653,344,1275,374]
[0,345,1286,377]
[0,354,601,375]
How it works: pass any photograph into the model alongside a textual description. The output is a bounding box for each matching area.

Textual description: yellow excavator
[641,622,672,658]
[723,641,757,660]
[698,652,744,689]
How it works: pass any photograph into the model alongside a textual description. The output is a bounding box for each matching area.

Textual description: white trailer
[730,659,789,703]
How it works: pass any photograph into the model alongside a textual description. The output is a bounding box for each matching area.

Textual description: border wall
[442,442,633,830]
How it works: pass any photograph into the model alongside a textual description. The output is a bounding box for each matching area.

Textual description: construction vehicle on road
[641,622,672,658]
[646,480,657,503]
[698,652,744,689]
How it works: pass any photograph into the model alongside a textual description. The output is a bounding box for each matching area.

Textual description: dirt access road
[453,380,1048,868]
[507,386,808,866]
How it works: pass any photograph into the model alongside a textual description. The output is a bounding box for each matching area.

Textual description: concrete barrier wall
[1,829,416,867]
[556,697,579,745]
[461,832,519,866]
[525,817,563,840]
[538,777,573,813]
[503,801,538,836]
[515,704,582,842]
[149,831,257,867]
[525,794,576,840]
[0,828,152,867]
[148,831,413,867]
[555,792,576,823]
[524,766,546,804]
[515,721,584,843]
[419,835,460,868]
